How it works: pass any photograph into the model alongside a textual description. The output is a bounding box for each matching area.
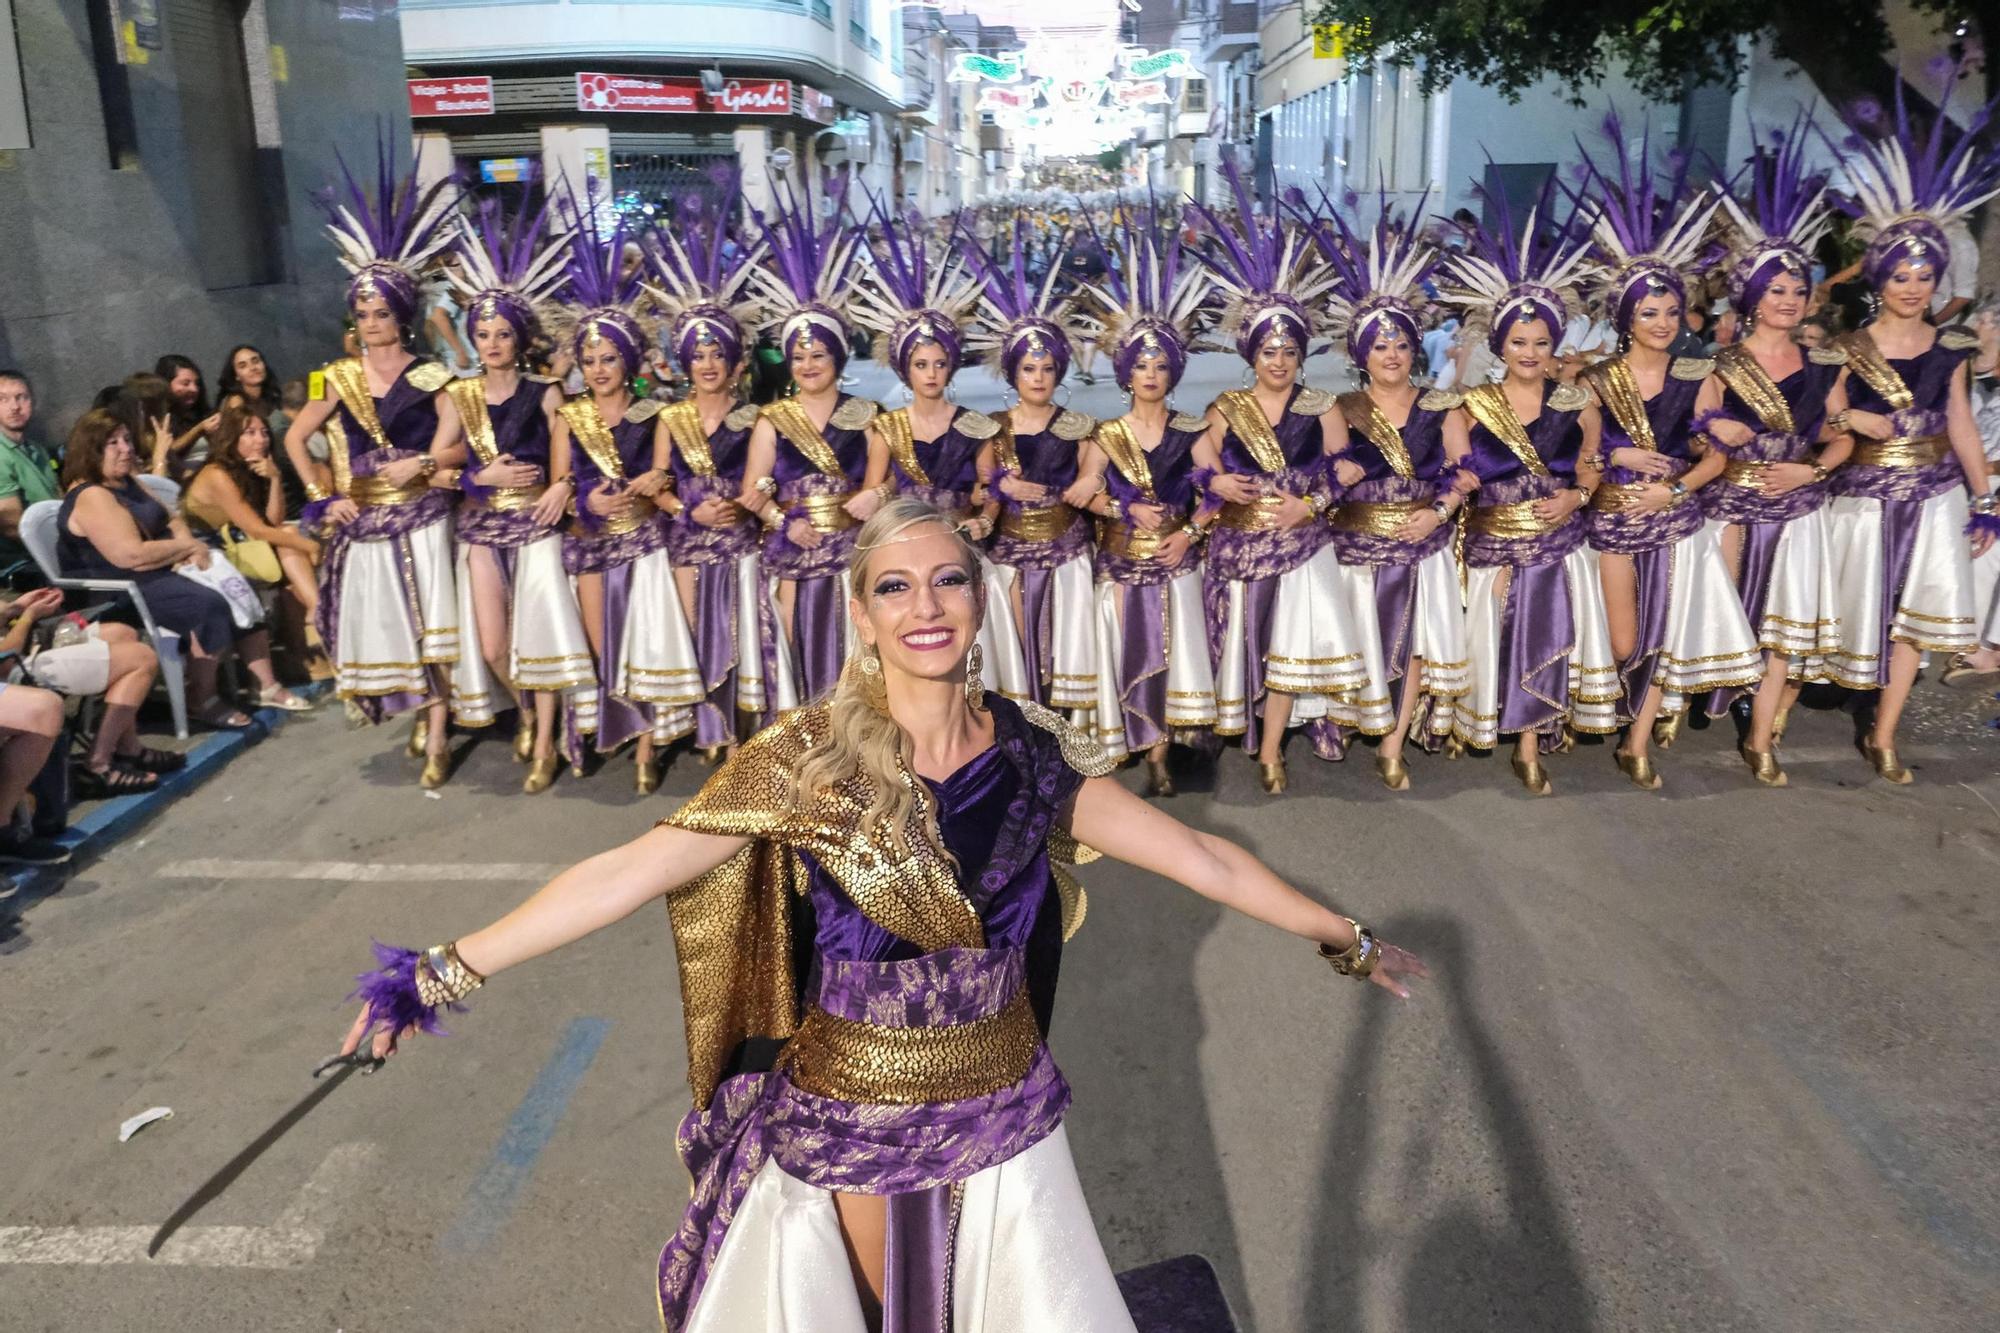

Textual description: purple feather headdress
[642,166,768,370]
[747,175,863,369]
[1300,189,1439,367]
[447,194,573,350]
[1572,111,1722,331]
[318,132,460,326]
[1438,173,1592,356]
[957,212,1079,383]
[547,197,656,376]
[1717,114,1833,315]
[1186,154,1335,364]
[1825,72,2000,290]
[851,199,979,382]
[1074,197,1208,390]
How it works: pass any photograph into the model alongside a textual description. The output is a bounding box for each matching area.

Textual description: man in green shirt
[0,370,62,588]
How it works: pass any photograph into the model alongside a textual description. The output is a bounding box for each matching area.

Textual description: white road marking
[0,1143,376,1268]
[158,859,561,883]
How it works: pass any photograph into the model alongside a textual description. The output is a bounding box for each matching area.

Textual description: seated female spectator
[0,675,66,865]
[184,404,321,618]
[56,409,309,726]
[0,586,176,797]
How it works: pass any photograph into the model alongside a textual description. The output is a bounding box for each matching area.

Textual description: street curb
[1,682,333,911]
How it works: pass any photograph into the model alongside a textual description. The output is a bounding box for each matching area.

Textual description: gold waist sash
[348,475,433,508]
[1097,517,1170,559]
[783,991,1041,1105]
[1330,499,1429,537]
[788,491,859,534]
[999,504,1078,542]
[468,483,547,514]
[1468,498,1564,539]
[1854,434,1947,469]
[598,503,653,537]
[1720,460,1768,487]
[1588,481,1659,515]
[1215,494,1291,531]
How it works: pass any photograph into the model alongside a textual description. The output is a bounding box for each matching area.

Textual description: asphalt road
[4,355,1999,1332]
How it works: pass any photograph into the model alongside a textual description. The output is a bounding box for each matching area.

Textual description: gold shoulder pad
[724,401,762,431]
[1808,345,1849,366]
[1016,699,1116,777]
[406,362,455,393]
[955,409,1001,441]
[1418,388,1464,411]
[1669,357,1716,381]
[1051,409,1096,441]
[625,398,664,424]
[830,397,879,431]
[1939,326,1980,352]
[1169,411,1211,433]
[1548,383,1592,412]
[1291,386,1338,415]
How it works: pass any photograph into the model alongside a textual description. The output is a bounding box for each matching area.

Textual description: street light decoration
[850,198,982,381]
[318,129,461,327]
[448,193,576,350]
[642,166,769,371]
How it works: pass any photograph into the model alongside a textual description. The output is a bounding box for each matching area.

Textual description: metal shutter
[162,0,276,289]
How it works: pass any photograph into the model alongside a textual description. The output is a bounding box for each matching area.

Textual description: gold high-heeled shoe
[1615,748,1662,790]
[1375,754,1411,791]
[1509,753,1553,796]
[419,749,452,789]
[1771,706,1791,747]
[513,717,535,763]
[1145,757,1176,798]
[1552,724,1577,754]
[699,745,726,767]
[635,753,661,795]
[522,753,560,794]
[1441,735,1466,760]
[1652,708,1686,749]
[1739,744,1787,787]
[1258,759,1288,795]
[1859,738,1913,785]
[406,716,429,758]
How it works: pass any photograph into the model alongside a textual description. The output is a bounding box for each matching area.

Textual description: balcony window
[812,0,832,24]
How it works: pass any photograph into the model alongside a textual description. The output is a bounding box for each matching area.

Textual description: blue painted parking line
[439,1017,611,1254]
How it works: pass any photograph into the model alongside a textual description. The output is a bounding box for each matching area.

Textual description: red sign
[408,76,494,117]
[575,73,796,116]
[796,84,834,125]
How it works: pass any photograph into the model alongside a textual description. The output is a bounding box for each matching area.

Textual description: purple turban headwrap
[781,306,851,370]
[1728,243,1812,317]
[671,305,746,369]
[1112,318,1188,390]
[1237,298,1309,364]
[572,308,646,377]
[1002,319,1071,385]
[465,288,540,345]
[888,310,962,382]
[1862,218,1950,290]
[347,263,423,327]
[1489,285,1568,356]
[1347,297,1421,366]
[1608,261,1686,334]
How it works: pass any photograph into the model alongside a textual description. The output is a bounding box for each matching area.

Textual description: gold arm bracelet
[415,942,486,1007]
[1317,919,1381,978]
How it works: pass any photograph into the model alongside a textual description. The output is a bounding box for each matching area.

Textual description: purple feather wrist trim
[1967,509,2000,539]
[1190,466,1219,496]
[349,940,464,1037]
[1691,409,1734,436]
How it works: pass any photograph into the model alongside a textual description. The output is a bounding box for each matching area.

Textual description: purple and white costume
[985,408,1100,711]
[757,394,875,701]
[655,696,1134,1332]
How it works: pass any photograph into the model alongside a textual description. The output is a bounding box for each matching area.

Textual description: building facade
[0,0,409,426]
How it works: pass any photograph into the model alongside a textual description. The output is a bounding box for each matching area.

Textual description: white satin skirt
[1824,489,1978,688]
[975,556,1033,705]
[726,551,792,718]
[1090,568,1217,760]
[1638,526,1765,713]
[448,534,595,727]
[334,517,458,699]
[1325,548,1471,738]
[985,554,1099,713]
[1457,548,1619,748]
[682,1126,1135,1333]
[1214,546,1366,736]
[622,547,702,730]
[1710,512,1841,680]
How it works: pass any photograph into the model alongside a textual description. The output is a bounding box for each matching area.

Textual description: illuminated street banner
[949,51,1023,84]
[977,85,1038,112]
[408,76,494,117]
[1121,49,1192,79]
[1110,78,1170,107]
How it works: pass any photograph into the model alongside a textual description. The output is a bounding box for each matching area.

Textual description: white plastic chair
[20,499,191,739]
[134,472,183,513]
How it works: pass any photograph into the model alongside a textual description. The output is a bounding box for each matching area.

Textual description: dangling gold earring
[965,642,986,711]
[857,645,890,716]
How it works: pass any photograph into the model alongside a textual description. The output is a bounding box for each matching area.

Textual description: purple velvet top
[1344,402,1450,483]
[772,397,870,488]
[570,410,659,536]
[666,403,759,565]
[461,381,551,505]
[1000,415,1082,494]
[795,697,1083,1034]
[668,408,754,493]
[1596,364,1703,474]
[1103,423,1204,512]
[1216,387,1325,477]
[1718,359,1838,445]
[1463,383,1586,484]
[334,359,442,466]
[1702,357,1840,524]
[1842,339,1970,418]
[893,408,986,500]
[1835,337,1973,503]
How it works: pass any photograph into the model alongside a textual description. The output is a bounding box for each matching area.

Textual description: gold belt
[1588,481,1657,514]
[1467,498,1563,539]
[469,484,547,514]
[1097,517,1169,559]
[1720,460,1767,487]
[999,504,1078,542]
[1330,499,1428,537]
[1854,434,1947,469]
[348,475,432,507]
[599,504,653,537]
[1215,494,1291,531]
[782,991,1041,1105]
[790,491,859,534]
